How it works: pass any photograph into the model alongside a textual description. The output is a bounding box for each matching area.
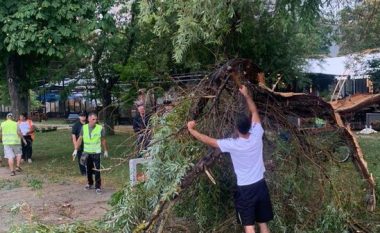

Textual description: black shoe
[15,166,22,172]
[85,184,94,190]
[10,171,16,176]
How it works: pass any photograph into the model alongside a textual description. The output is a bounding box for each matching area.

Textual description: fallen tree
[330,93,380,115]
[106,59,376,233]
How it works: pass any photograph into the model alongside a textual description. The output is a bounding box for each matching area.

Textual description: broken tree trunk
[131,58,375,233]
[330,93,380,115]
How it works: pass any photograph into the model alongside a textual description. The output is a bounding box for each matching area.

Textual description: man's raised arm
[239,85,260,123]
[187,121,219,148]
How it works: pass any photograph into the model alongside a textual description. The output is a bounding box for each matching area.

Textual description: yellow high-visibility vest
[1,120,20,145]
[83,124,102,153]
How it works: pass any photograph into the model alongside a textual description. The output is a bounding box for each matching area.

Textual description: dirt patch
[0,167,113,233]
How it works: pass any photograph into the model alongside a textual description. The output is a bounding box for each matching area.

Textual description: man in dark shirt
[133,104,150,151]
[71,111,87,175]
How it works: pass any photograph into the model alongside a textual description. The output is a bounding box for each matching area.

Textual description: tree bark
[6,53,29,117]
[101,91,115,135]
[92,44,116,135]
[58,99,67,117]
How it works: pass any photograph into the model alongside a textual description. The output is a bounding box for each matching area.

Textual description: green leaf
[47,47,55,56]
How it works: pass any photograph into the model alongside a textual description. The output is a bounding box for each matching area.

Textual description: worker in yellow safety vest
[73,112,108,194]
[0,113,27,176]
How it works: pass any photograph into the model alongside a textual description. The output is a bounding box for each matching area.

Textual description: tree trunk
[6,53,29,117]
[101,92,115,135]
[92,44,115,136]
[58,99,66,117]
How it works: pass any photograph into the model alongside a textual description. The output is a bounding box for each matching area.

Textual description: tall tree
[89,0,138,135]
[138,0,333,87]
[0,0,97,116]
[338,1,380,54]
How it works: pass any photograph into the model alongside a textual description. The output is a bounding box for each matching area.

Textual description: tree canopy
[338,1,380,54]
[0,0,98,57]
[138,0,333,87]
[0,0,102,115]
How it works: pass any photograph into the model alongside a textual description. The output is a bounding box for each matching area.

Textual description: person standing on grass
[73,112,109,194]
[187,85,273,233]
[0,113,26,176]
[133,104,150,152]
[18,112,35,163]
[71,111,87,176]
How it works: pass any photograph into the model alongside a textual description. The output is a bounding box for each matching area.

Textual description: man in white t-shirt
[187,85,273,233]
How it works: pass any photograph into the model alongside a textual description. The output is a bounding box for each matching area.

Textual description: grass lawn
[39,118,69,125]
[357,133,380,191]
[356,133,380,229]
[0,129,136,189]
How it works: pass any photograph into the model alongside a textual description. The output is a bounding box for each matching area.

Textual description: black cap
[79,111,87,117]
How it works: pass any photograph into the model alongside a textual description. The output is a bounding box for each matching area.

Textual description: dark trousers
[136,132,151,154]
[86,153,101,189]
[77,150,87,175]
[21,135,33,160]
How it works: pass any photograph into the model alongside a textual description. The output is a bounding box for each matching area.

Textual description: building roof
[304,52,380,77]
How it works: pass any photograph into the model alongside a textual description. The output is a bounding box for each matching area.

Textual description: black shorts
[234,179,274,226]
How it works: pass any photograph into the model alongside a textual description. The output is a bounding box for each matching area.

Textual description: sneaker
[95,188,102,194]
[15,166,22,172]
[28,159,32,163]
[84,184,93,190]
[10,171,16,176]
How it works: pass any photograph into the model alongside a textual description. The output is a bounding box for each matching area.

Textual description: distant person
[134,88,146,107]
[133,104,150,151]
[134,88,156,115]
[73,112,109,194]
[0,113,25,176]
[71,111,87,175]
[18,112,35,163]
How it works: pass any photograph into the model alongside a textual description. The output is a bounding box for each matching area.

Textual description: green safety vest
[83,124,102,153]
[1,120,20,145]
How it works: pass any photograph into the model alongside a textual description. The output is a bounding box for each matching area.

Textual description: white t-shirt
[217,123,265,186]
[19,121,32,136]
